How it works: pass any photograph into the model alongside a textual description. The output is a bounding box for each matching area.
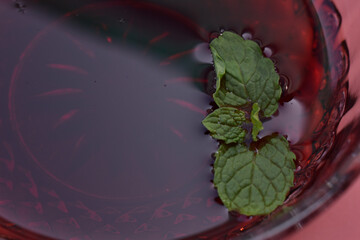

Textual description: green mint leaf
[251,103,263,141]
[205,31,296,216]
[210,31,282,117]
[214,135,295,216]
[202,107,247,144]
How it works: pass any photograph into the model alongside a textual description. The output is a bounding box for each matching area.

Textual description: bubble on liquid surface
[193,43,213,64]
[261,99,305,143]
[241,32,253,40]
[263,46,273,57]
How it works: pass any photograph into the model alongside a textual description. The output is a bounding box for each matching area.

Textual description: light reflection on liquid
[261,99,306,144]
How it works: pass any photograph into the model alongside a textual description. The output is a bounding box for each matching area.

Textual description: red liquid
[0,0,348,239]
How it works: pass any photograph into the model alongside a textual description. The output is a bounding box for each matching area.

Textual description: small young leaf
[202,107,247,144]
[214,135,295,216]
[210,31,282,117]
[251,103,263,141]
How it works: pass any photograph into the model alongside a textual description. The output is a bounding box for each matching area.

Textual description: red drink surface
[0,0,347,239]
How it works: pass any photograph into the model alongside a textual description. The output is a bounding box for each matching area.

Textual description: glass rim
[234,0,360,237]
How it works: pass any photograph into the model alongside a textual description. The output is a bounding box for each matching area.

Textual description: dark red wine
[0,0,348,239]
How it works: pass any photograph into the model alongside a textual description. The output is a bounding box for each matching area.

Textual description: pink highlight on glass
[0,200,11,206]
[144,32,170,54]
[182,196,202,209]
[167,48,196,61]
[0,178,13,190]
[159,61,171,66]
[65,33,95,58]
[75,201,103,222]
[151,202,176,220]
[167,98,206,116]
[160,48,196,65]
[54,109,79,128]
[22,202,43,214]
[19,167,39,198]
[44,189,60,199]
[116,213,137,223]
[48,200,69,213]
[116,206,149,223]
[207,216,224,223]
[149,32,169,44]
[47,64,89,75]
[174,214,196,224]
[169,126,184,140]
[75,135,86,149]
[134,223,159,234]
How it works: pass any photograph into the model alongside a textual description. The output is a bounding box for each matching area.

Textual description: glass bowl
[0,0,359,239]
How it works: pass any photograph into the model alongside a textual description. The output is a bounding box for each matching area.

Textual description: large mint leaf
[214,135,295,216]
[251,103,263,141]
[210,31,282,117]
[202,107,247,144]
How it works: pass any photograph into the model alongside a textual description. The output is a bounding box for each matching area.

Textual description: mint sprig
[210,31,282,117]
[203,31,296,216]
